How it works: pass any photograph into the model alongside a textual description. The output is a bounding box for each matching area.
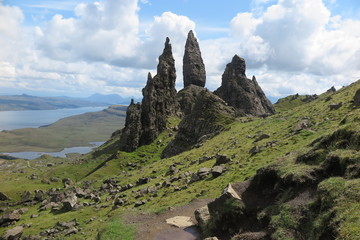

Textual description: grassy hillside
[0,105,126,152]
[0,80,359,239]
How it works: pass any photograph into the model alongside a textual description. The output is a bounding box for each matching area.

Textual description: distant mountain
[0,93,141,111]
[83,93,142,105]
[0,94,106,111]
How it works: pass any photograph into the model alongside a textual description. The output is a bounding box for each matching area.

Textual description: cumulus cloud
[200,0,360,99]
[36,0,140,64]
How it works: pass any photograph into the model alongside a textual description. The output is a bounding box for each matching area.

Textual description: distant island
[0,93,141,111]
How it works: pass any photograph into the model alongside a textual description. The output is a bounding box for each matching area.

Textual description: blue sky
[0,0,360,100]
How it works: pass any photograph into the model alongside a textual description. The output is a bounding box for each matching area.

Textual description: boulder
[2,226,23,240]
[211,165,225,178]
[194,206,210,231]
[183,30,206,88]
[214,154,231,165]
[62,178,73,188]
[254,133,270,142]
[0,210,22,227]
[21,191,32,203]
[165,216,194,228]
[354,89,360,106]
[329,102,343,110]
[214,55,275,117]
[34,190,45,202]
[0,192,10,201]
[62,194,78,211]
[208,183,242,216]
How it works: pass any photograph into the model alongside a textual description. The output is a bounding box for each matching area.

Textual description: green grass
[0,80,359,239]
[97,213,136,240]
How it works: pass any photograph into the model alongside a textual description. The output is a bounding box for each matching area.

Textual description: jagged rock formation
[183,30,206,88]
[214,55,275,117]
[119,38,178,152]
[162,90,235,158]
[118,99,142,152]
[177,85,207,115]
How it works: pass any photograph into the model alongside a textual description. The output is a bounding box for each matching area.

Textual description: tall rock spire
[183,30,206,88]
[119,37,178,152]
[214,55,275,117]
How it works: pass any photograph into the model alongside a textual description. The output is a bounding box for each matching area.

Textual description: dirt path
[125,198,212,240]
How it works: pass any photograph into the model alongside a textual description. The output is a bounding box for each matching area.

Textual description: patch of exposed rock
[162,90,235,158]
[354,88,360,106]
[214,55,275,117]
[177,85,207,115]
[183,30,206,88]
[119,38,178,152]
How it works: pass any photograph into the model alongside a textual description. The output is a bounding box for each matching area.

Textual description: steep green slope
[0,80,359,240]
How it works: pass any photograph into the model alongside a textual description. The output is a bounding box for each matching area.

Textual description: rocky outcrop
[214,55,275,117]
[162,90,235,158]
[354,89,360,106]
[119,38,178,152]
[140,38,178,146]
[118,99,142,152]
[177,85,207,115]
[183,30,206,88]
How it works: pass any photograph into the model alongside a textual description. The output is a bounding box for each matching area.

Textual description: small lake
[2,142,105,160]
[0,106,106,131]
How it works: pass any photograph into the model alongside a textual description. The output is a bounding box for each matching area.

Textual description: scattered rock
[21,191,32,203]
[62,194,78,211]
[194,206,210,231]
[183,30,206,88]
[62,178,73,188]
[254,133,270,142]
[34,190,45,202]
[0,192,10,201]
[0,210,22,227]
[203,238,219,240]
[136,177,151,186]
[249,146,261,155]
[214,154,231,165]
[295,119,312,131]
[329,102,343,110]
[211,165,225,178]
[2,226,23,240]
[165,216,194,228]
[134,200,146,207]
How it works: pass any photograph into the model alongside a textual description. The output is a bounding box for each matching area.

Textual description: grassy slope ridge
[0,80,359,239]
[0,105,126,152]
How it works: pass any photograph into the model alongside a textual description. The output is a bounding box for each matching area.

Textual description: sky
[1,0,360,101]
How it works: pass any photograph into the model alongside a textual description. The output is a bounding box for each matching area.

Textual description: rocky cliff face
[214,55,275,117]
[162,90,235,158]
[354,88,360,106]
[183,30,206,88]
[118,99,142,152]
[119,38,178,152]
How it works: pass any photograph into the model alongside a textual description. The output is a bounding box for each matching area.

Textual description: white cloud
[200,0,360,98]
[37,0,140,63]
